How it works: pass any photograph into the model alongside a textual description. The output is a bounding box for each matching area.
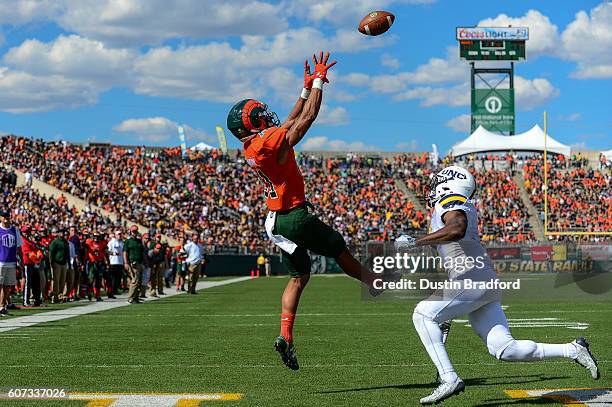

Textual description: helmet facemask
[426,173,452,208]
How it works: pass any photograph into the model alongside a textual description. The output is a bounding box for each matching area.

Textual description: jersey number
[255,170,278,199]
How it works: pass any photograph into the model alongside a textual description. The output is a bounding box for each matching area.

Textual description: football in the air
[358,10,395,36]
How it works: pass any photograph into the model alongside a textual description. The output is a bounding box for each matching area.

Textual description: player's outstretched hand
[395,234,416,251]
[312,51,337,83]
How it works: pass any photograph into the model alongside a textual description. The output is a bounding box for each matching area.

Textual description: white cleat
[420,377,465,405]
[572,337,600,380]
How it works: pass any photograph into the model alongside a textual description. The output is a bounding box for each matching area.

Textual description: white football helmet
[427,165,475,207]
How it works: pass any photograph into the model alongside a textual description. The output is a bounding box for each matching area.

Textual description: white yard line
[0,276,251,333]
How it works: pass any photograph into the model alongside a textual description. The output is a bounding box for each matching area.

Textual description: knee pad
[412,303,436,327]
[485,324,515,359]
[498,340,541,361]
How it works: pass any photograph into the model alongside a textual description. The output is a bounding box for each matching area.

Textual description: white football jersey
[431,194,494,280]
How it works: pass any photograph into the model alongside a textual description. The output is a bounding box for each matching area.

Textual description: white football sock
[500,340,576,361]
[413,310,458,382]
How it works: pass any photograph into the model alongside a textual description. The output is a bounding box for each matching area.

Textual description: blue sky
[0,0,610,154]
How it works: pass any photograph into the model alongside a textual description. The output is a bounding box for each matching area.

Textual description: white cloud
[0,69,98,113]
[113,117,211,144]
[559,112,581,121]
[561,2,612,79]
[393,75,558,110]
[445,114,471,132]
[0,34,135,113]
[381,53,400,69]
[56,0,289,47]
[514,76,559,110]
[395,139,418,151]
[133,27,386,103]
[0,22,387,112]
[3,35,135,87]
[393,82,470,107]
[316,105,350,126]
[478,10,560,57]
[338,46,467,95]
[0,0,60,25]
[301,136,378,151]
[406,46,467,84]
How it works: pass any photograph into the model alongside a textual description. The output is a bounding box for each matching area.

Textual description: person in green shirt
[123,225,145,304]
[48,228,70,304]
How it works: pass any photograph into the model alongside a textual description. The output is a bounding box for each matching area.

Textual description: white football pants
[412,272,577,382]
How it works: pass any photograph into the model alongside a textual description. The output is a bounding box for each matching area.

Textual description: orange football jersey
[243,126,305,211]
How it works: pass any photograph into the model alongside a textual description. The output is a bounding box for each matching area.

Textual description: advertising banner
[552,245,567,261]
[487,247,521,260]
[580,244,612,261]
[457,27,529,41]
[531,246,553,261]
[471,88,515,133]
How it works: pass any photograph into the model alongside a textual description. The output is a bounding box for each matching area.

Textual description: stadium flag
[431,144,439,164]
[216,126,228,154]
[178,126,187,157]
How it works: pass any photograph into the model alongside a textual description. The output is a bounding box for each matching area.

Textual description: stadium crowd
[392,153,534,243]
[1,135,609,259]
[523,155,612,235]
[0,166,207,315]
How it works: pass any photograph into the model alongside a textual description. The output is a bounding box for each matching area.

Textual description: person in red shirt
[85,231,109,301]
[227,52,380,370]
[19,226,43,307]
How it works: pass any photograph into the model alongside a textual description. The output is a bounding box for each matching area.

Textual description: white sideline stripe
[5,360,610,369]
[0,277,251,333]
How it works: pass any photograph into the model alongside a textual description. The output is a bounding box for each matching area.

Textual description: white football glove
[394,234,416,251]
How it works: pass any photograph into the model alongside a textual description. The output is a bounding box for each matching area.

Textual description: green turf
[1,275,610,406]
[3,276,234,320]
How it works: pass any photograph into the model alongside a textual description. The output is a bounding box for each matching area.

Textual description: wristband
[312,78,324,89]
[300,88,311,100]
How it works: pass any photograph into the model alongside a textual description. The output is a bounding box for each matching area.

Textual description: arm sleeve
[437,194,472,222]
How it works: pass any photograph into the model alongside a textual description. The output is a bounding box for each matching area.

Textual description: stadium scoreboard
[457,27,528,61]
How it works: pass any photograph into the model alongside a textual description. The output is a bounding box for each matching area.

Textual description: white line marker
[0,277,251,333]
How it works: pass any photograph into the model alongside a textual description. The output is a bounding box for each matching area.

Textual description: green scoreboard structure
[457,27,529,135]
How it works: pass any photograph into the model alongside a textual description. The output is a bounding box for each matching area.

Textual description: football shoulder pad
[439,194,468,209]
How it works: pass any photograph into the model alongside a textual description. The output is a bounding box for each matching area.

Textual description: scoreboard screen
[459,39,526,61]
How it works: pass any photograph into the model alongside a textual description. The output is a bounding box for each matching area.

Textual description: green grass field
[1,274,610,406]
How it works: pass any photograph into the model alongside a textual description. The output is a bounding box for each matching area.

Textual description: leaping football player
[227,52,380,370]
[395,165,600,405]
